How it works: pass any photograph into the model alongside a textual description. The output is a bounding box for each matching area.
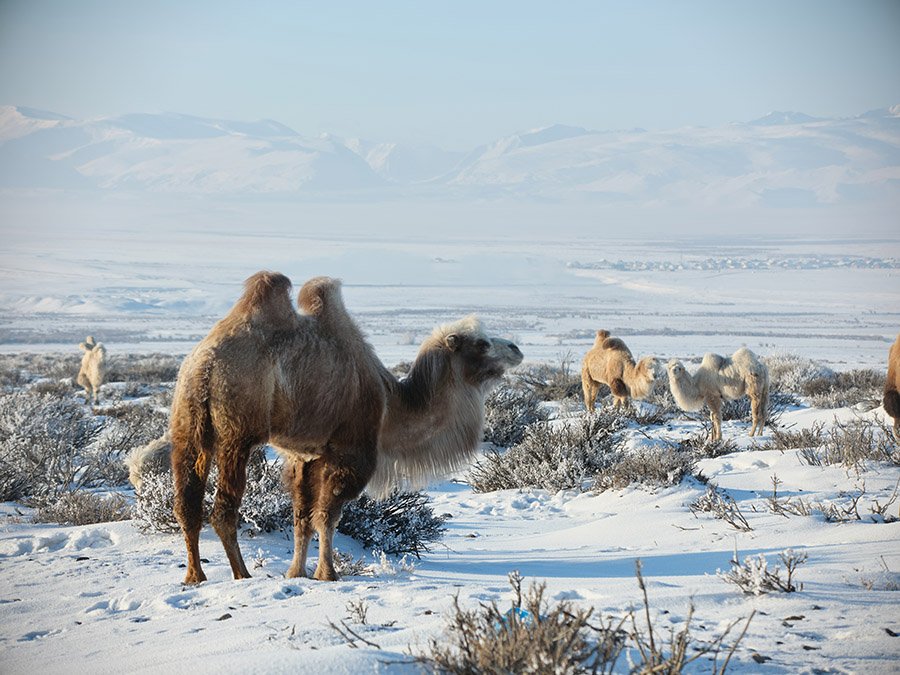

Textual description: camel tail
[170,351,216,478]
[884,389,900,420]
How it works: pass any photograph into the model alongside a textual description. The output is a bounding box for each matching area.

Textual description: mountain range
[1,104,899,210]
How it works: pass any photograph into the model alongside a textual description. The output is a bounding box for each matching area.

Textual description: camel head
[637,355,660,389]
[433,316,523,387]
[667,358,688,381]
[79,335,96,352]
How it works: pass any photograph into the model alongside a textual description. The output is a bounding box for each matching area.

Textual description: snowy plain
[1,228,899,673]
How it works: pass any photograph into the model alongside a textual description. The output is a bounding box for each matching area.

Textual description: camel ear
[445,334,462,352]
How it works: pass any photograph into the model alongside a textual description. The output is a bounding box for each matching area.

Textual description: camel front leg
[581,373,598,413]
[708,399,723,442]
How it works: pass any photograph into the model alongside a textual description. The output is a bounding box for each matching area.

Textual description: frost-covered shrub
[719,549,807,595]
[799,418,897,470]
[802,369,884,409]
[0,392,104,502]
[690,484,751,531]
[482,382,548,447]
[105,353,183,383]
[92,403,170,486]
[763,422,825,451]
[468,413,626,493]
[132,449,290,534]
[513,354,582,401]
[763,353,833,394]
[338,490,446,557]
[416,571,625,674]
[33,491,130,525]
[594,446,696,492]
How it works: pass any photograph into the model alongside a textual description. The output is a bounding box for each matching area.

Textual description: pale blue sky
[1,0,898,149]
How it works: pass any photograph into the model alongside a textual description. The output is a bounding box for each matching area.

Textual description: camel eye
[476,339,490,352]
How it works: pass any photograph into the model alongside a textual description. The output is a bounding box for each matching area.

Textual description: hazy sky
[1,0,898,149]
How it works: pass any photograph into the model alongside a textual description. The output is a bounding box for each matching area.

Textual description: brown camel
[171,271,522,584]
[883,333,900,442]
[581,330,657,412]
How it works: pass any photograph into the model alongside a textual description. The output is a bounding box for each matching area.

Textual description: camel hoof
[285,566,307,579]
[313,567,338,582]
[183,570,207,585]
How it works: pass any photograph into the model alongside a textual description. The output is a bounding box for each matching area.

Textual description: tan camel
[77,335,107,404]
[581,330,657,412]
[884,333,900,442]
[667,347,769,441]
[170,271,522,584]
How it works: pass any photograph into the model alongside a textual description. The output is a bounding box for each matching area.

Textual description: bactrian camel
[581,330,657,412]
[170,271,522,584]
[883,333,900,442]
[667,347,769,441]
[77,335,107,404]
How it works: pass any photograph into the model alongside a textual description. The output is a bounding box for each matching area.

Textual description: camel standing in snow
[667,347,769,441]
[581,330,657,412]
[883,333,900,442]
[170,271,522,584]
[77,336,107,404]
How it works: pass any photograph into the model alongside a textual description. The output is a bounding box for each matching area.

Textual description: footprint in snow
[164,590,209,610]
[68,529,114,550]
[84,594,142,615]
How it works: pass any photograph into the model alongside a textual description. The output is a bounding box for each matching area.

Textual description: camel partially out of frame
[581,330,657,412]
[667,348,769,441]
[77,335,107,404]
[171,271,522,583]
[883,333,900,442]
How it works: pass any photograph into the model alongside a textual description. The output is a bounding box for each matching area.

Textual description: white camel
[667,347,769,441]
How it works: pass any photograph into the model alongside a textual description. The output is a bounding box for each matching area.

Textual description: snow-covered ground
[1,234,899,673]
[1,405,899,673]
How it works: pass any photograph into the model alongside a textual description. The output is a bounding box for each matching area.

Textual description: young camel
[667,347,769,441]
[171,271,522,584]
[581,330,657,412]
[77,336,107,404]
[883,333,900,442]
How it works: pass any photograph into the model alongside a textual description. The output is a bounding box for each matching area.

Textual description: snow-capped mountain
[1,104,898,208]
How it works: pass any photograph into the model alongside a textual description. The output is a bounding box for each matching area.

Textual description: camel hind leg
[708,396,723,442]
[209,442,254,580]
[172,442,211,584]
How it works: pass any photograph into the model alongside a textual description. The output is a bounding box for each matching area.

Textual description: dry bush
[468,413,626,493]
[802,369,884,409]
[92,402,170,486]
[675,427,739,459]
[0,392,105,502]
[762,422,826,451]
[416,570,627,674]
[514,353,582,401]
[483,381,548,447]
[32,491,130,525]
[338,490,446,557]
[104,353,183,383]
[594,446,696,492]
[719,548,807,595]
[414,565,753,674]
[763,353,832,394]
[691,484,752,531]
[798,418,898,470]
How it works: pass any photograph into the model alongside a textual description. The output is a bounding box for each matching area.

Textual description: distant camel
[667,347,769,441]
[581,330,657,412]
[77,335,107,404]
[884,333,900,442]
[170,271,522,584]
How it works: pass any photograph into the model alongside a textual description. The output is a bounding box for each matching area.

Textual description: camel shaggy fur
[883,333,900,442]
[581,330,657,412]
[77,335,107,404]
[667,347,769,441]
[170,271,522,584]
